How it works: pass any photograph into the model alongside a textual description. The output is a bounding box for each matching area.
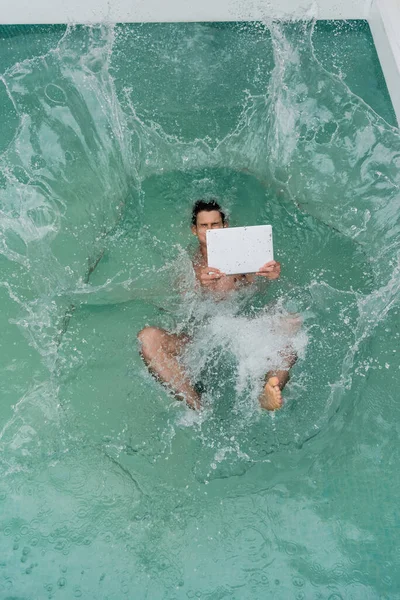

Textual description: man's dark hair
[191,199,226,226]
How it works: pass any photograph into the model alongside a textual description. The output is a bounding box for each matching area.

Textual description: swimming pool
[1,19,400,599]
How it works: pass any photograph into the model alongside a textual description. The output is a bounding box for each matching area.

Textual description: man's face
[191,210,227,246]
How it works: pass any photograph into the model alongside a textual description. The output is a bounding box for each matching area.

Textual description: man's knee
[137,327,163,362]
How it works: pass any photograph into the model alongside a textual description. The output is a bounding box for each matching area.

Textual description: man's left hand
[256,260,281,280]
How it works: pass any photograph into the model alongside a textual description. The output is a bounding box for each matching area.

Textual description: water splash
[0,20,400,599]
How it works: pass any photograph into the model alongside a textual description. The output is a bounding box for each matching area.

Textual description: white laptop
[206,225,273,275]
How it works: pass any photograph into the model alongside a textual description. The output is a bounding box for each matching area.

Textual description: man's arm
[255,260,281,280]
[241,260,281,284]
[196,260,281,293]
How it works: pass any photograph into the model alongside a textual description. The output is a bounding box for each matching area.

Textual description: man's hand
[199,266,225,287]
[256,260,281,280]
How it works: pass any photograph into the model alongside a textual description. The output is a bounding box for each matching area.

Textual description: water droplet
[44,83,67,105]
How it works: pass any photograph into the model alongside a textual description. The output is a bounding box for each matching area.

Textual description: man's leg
[260,313,302,411]
[138,326,200,410]
[259,350,297,411]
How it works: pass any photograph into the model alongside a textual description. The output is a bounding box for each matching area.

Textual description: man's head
[191,199,227,247]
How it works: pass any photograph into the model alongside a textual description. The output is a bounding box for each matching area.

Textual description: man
[138,199,297,411]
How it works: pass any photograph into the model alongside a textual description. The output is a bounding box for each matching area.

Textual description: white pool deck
[1,0,399,126]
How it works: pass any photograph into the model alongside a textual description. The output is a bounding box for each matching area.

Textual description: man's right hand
[199,266,225,287]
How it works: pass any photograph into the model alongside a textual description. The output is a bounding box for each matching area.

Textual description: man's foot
[259,376,283,411]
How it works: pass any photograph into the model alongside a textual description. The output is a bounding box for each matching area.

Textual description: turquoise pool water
[0,20,399,599]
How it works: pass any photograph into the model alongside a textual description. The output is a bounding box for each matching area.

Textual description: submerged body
[138,201,298,411]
